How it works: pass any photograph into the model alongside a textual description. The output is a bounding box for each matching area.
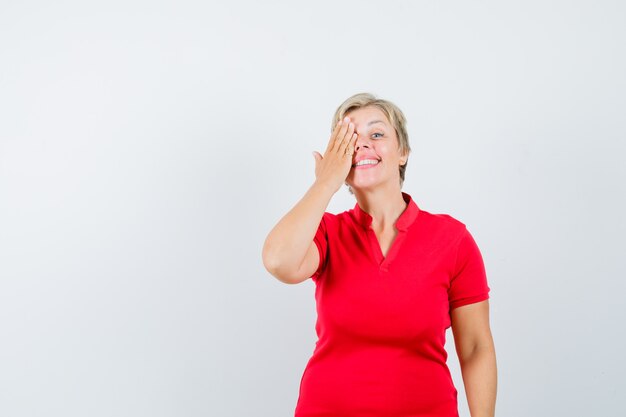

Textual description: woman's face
[344,106,407,192]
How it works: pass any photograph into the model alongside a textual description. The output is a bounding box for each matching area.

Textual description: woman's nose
[355,134,371,152]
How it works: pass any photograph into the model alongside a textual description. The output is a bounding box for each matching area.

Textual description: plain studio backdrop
[1,1,624,416]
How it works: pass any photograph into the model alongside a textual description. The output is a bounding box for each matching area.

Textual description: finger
[333,119,352,154]
[339,122,355,153]
[342,133,358,160]
[331,117,351,153]
[325,121,343,154]
[347,132,358,155]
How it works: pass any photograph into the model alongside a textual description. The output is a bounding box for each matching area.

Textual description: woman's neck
[354,187,407,230]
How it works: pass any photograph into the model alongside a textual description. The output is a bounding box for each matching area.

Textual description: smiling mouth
[352,159,381,168]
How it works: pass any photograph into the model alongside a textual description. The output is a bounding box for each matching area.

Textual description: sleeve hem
[449,293,490,310]
[311,238,325,280]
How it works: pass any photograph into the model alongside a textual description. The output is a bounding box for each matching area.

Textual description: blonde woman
[262,93,497,417]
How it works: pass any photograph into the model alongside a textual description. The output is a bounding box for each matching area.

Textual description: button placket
[365,228,384,266]
[367,226,407,272]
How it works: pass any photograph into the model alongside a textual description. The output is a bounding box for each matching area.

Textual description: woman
[262,93,497,417]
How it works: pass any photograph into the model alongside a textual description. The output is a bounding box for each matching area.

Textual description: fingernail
[344,116,350,122]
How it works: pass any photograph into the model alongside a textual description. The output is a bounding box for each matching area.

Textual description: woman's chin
[346,180,378,191]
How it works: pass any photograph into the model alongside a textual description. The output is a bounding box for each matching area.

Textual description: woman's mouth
[352,159,381,169]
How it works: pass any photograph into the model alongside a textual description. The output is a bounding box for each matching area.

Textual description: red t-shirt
[294,192,490,417]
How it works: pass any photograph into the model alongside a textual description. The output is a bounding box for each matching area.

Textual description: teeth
[355,159,379,166]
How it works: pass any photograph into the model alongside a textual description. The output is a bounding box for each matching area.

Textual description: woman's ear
[400,150,409,166]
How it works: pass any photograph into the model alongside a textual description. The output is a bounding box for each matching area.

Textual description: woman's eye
[372,133,383,139]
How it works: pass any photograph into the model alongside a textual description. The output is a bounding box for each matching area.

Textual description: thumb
[312,151,322,164]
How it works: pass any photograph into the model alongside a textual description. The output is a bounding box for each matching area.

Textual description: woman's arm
[450,299,497,417]
[262,118,358,284]
[262,181,335,284]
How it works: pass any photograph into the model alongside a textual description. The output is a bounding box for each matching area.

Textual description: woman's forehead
[347,106,390,127]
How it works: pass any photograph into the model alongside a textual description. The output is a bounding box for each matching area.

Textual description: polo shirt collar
[350,191,420,231]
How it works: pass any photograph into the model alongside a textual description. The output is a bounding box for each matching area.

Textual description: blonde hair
[331,92,411,194]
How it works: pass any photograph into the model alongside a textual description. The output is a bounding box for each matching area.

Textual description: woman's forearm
[262,181,334,277]
[459,345,497,417]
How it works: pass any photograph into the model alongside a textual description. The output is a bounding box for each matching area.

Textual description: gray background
[1,0,624,416]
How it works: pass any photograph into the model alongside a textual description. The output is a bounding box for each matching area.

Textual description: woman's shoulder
[422,209,466,226]
[415,207,469,238]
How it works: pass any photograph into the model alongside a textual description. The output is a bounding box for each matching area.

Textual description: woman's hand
[312,116,358,193]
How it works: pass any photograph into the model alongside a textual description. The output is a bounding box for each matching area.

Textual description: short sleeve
[448,227,490,310]
[311,213,330,281]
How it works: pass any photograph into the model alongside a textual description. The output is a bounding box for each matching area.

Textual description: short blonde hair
[331,92,411,194]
